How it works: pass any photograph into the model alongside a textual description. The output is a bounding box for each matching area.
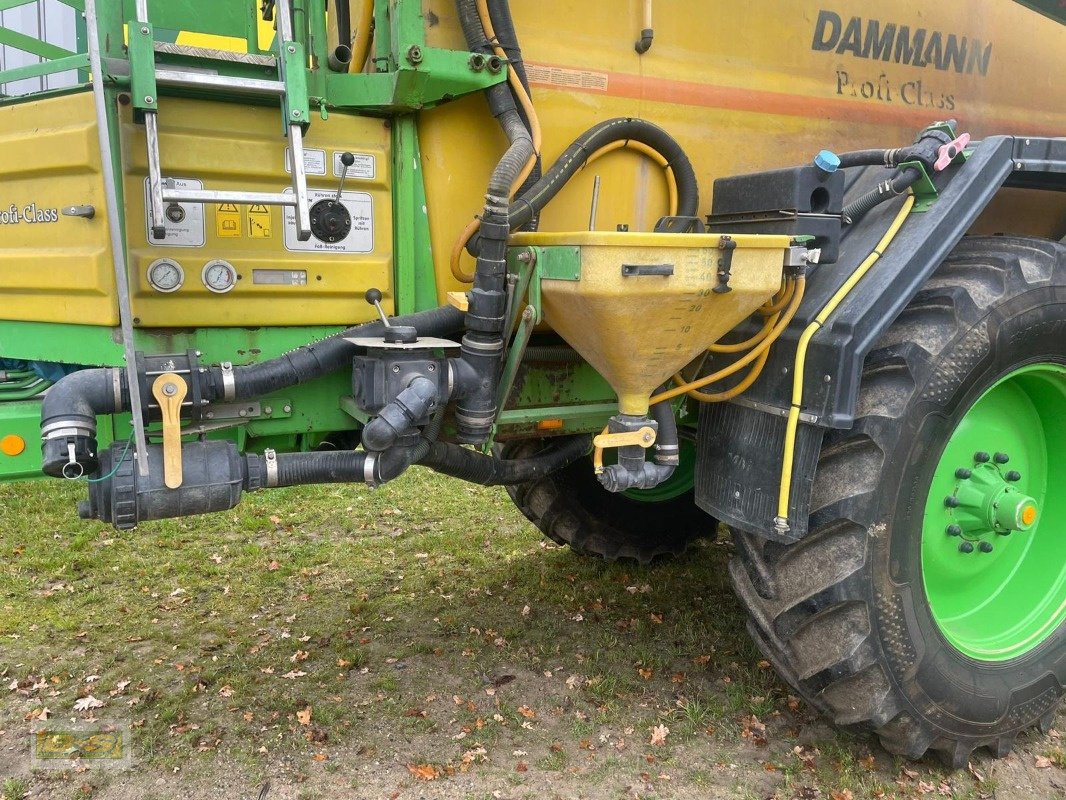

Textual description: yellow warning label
[248,204,272,239]
[215,203,242,238]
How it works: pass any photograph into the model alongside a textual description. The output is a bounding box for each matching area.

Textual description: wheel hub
[921,363,1066,662]
[943,452,1038,552]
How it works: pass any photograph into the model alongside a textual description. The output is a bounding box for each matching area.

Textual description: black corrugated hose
[468,117,700,255]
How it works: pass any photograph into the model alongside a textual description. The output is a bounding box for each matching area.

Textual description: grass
[0,469,1061,799]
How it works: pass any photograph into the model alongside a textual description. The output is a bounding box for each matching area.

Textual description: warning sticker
[333,151,376,180]
[526,63,609,91]
[144,177,206,248]
[282,188,373,254]
[248,205,273,239]
[284,147,327,176]
[216,203,242,238]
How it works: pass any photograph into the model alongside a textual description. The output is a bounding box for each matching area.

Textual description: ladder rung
[162,188,297,207]
[153,42,277,69]
[155,69,286,97]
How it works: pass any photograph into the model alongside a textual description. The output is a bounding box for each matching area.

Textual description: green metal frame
[0,0,89,89]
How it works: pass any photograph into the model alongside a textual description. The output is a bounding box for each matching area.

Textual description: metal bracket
[713,235,735,293]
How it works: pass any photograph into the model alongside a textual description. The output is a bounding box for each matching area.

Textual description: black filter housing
[706,164,844,263]
[82,441,245,529]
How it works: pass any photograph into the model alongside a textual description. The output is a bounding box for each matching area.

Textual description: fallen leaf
[517,705,536,719]
[218,685,234,698]
[1034,755,1053,769]
[515,761,528,773]
[267,560,280,571]
[407,763,438,781]
[638,668,654,681]
[830,791,853,800]
[650,723,670,746]
[297,707,312,726]
[74,695,104,712]
[312,752,327,762]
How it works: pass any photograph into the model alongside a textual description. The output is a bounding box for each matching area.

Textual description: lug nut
[994,452,1009,464]
[978,541,994,553]
[955,468,972,479]
[1005,470,1021,482]
[958,541,975,553]
[974,451,990,463]
[944,496,960,508]
[946,524,962,536]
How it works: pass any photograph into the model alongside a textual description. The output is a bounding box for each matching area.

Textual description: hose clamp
[264,448,278,488]
[40,420,93,440]
[111,368,124,409]
[363,452,378,489]
[220,361,236,402]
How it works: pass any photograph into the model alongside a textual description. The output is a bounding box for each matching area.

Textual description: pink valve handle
[935,132,971,171]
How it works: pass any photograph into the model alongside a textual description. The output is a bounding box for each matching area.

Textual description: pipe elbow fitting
[361,376,440,452]
[597,462,676,493]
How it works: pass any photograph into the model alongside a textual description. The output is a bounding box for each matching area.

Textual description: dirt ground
[0,474,1063,800]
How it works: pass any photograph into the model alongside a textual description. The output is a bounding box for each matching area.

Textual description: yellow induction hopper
[511,231,790,417]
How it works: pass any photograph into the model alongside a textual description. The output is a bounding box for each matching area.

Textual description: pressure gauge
[201,259,238,294]
[147,258,184,293]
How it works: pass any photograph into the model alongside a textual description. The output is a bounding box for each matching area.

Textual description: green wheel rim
[921,363,1066,662]
[621,438,696,503]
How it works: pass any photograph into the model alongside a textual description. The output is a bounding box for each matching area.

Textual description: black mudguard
[696,136,1066,541]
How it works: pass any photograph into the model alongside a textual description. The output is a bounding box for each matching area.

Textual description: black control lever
[336,152,355,201]
[365,288,418,344]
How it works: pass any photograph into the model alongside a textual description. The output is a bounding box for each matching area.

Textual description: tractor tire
[730,236,1066,767]
[501,439,714,563]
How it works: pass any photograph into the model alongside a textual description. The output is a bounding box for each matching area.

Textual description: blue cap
[813,149,841,174]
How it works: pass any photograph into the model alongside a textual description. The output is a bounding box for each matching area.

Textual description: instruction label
[283,188,374,254]
[215,203,242,238]
[144,177,205,247]
[248,204,273,238]
[284,147,327,176]
[333,151,376,180]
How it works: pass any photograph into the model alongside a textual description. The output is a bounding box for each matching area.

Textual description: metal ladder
[133,0,312,241]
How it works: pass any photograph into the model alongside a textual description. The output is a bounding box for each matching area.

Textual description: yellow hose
[677,345,771,403]
[582,140,680,217]
[592,425,610,474]
[450,0,678,284]
[449,0,545,283]
[649,277,807,406]
[775,195,915,527]
[760,278,796,316]
[348,0,374,73]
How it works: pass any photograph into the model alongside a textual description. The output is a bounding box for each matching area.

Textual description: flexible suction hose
[454,0,535,442]
[421,434,590,485]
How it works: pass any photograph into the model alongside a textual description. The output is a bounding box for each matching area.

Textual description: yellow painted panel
[121,98,394,327]
[0,92,116,326]
[421,0,1066,301]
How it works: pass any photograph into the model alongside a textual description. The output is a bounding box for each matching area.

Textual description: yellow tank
[421,0,1066,301]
